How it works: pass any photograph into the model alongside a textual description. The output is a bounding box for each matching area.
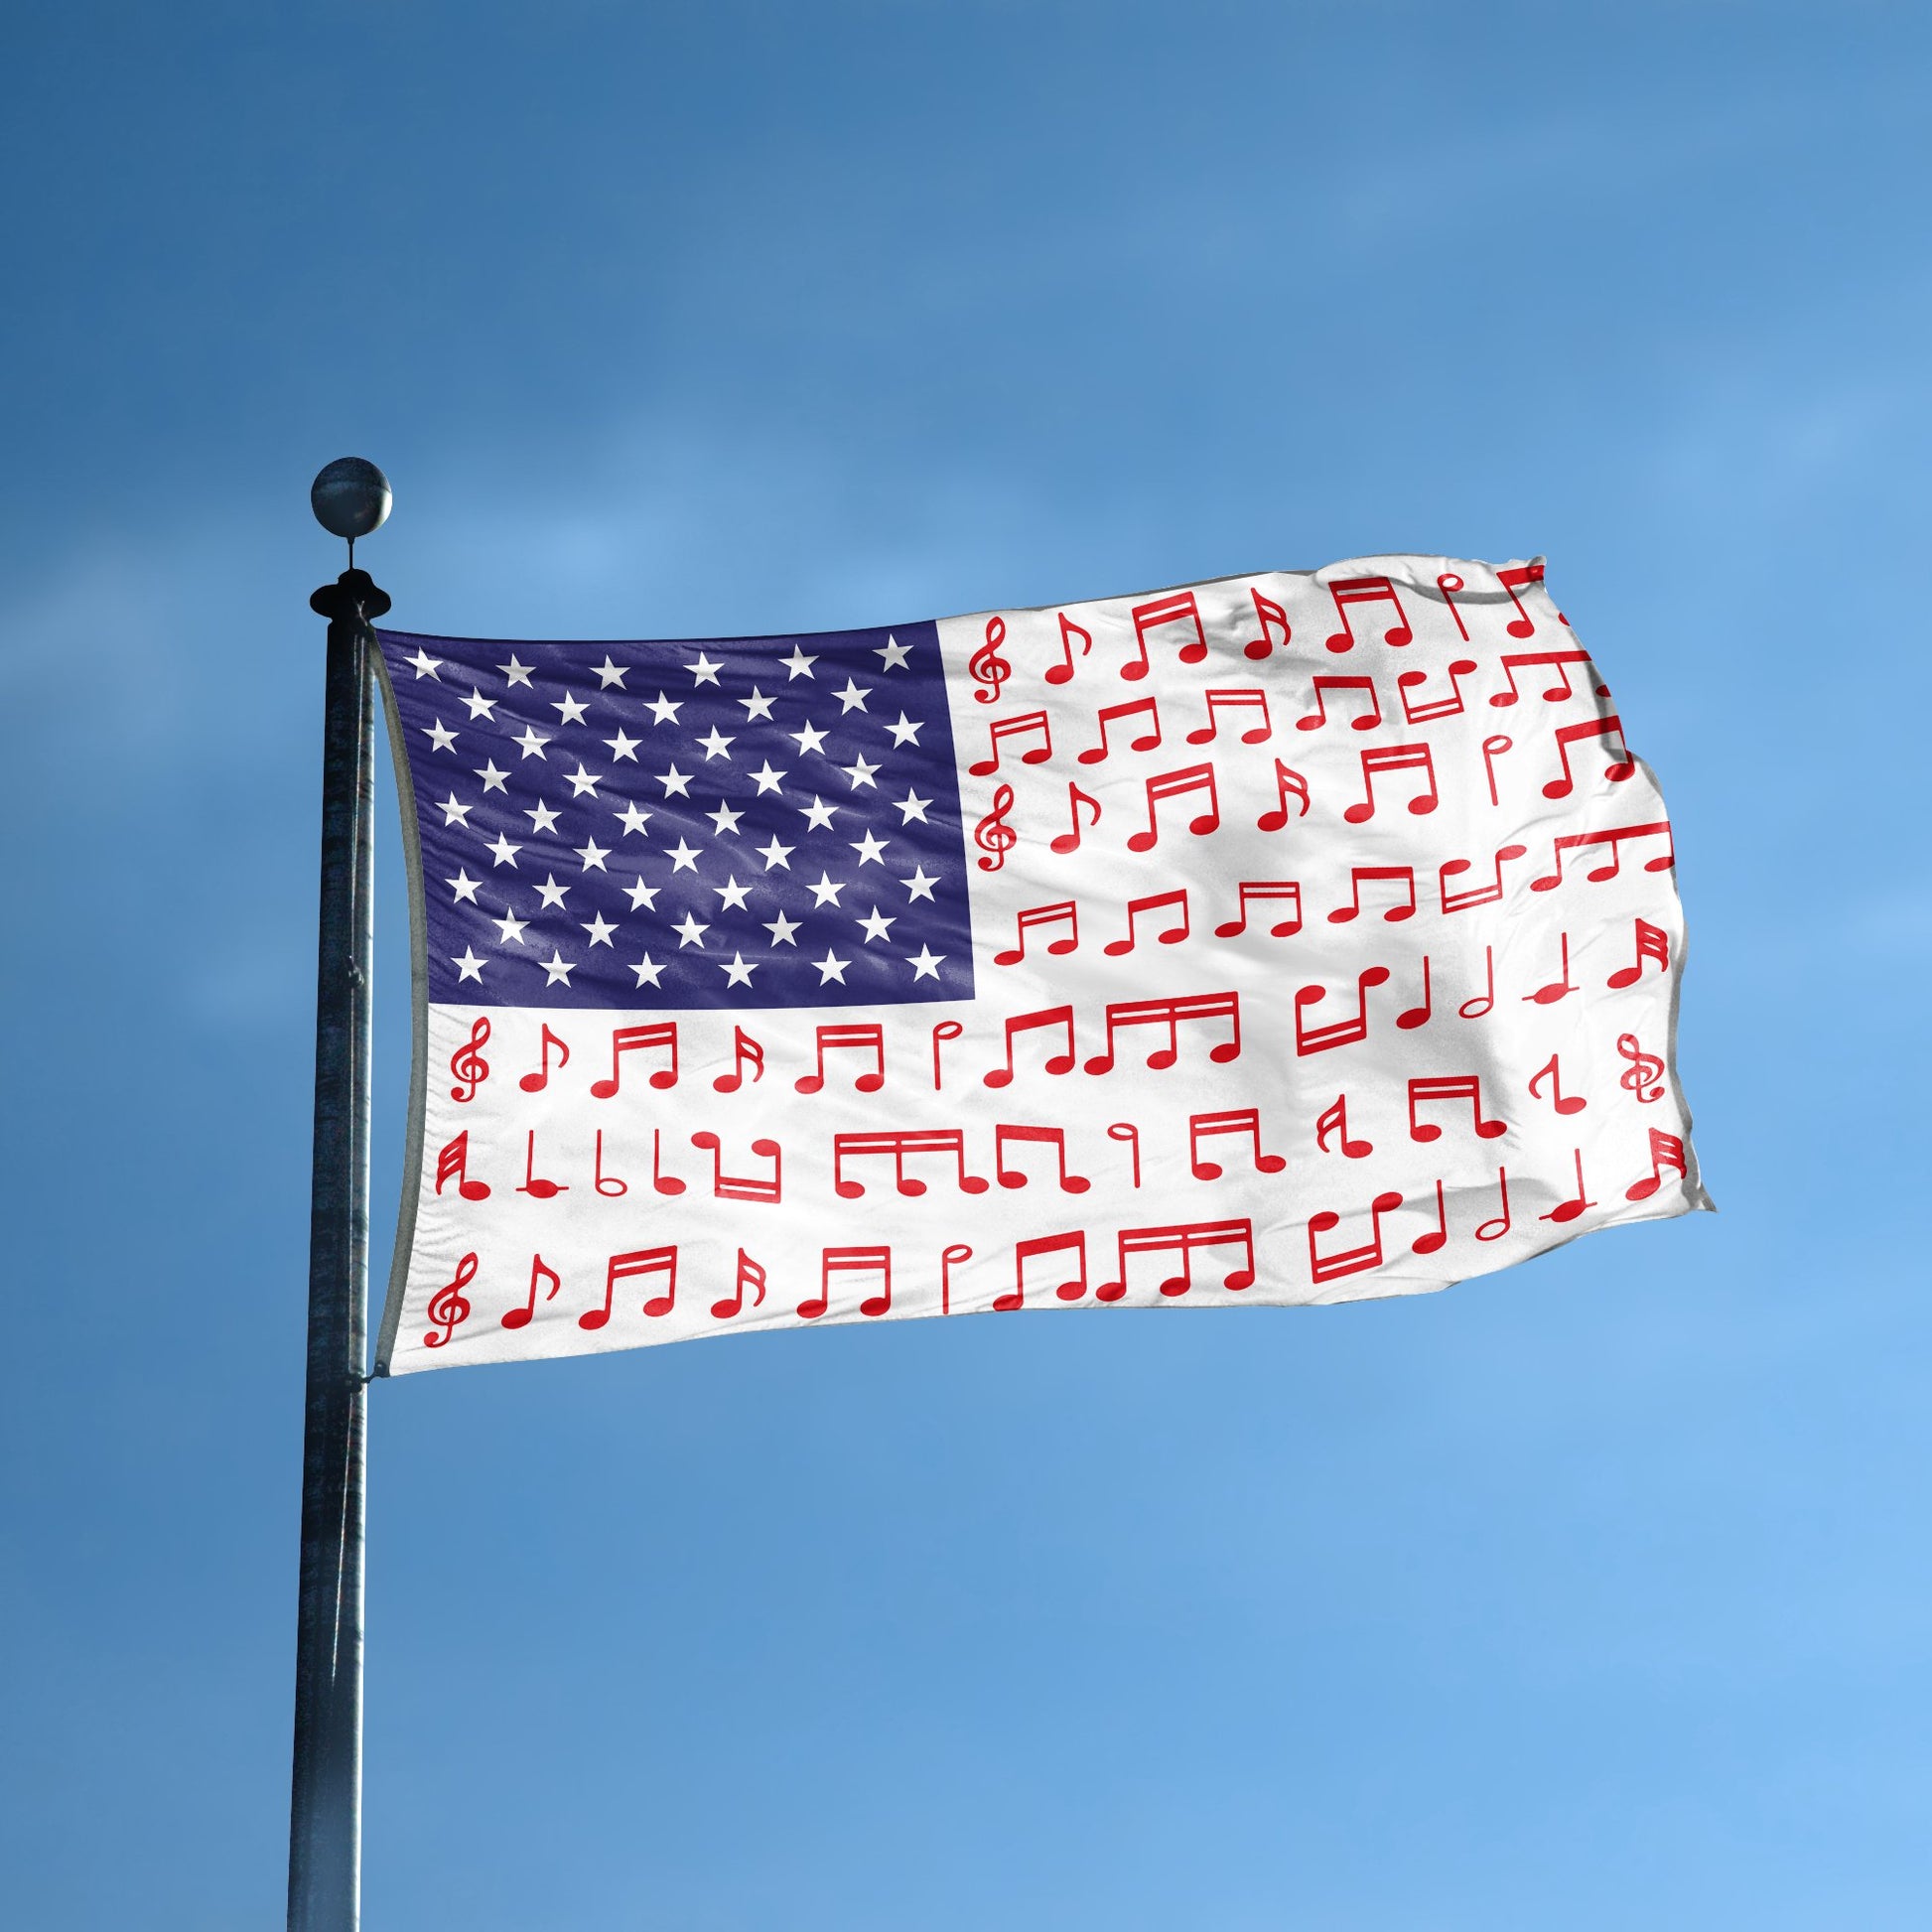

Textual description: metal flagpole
[290,459,392,1932]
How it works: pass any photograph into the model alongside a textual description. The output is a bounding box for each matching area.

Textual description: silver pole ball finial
[311,458,393,542]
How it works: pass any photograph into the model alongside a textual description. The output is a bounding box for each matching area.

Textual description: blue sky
[4,4,1929,1926]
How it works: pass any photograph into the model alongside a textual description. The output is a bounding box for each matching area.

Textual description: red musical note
[1408,1075,1506,1143]
[650,1129,685,1196]
[1104,889,1189,956]
[1439,842,1528,914]
[1257,759,1311,830]
[800,1246,894,1319]
[1343,744,1437,824]
[712,1025,765,1094]
[1475,1167,1511,1241]
[1190,1107,1287,1178]
[1294,967,1389,1054]
[1489,649,1602,708]
[1312,1095,1372,1159]
[1413,1179,1448,1256]
[583,1245,678,1326]
[1481,733,1513,806]
[1076,695,1162,764]
[1214,880,1303,939]
[1530,820,1674,893]
[590,1022,678,1096]
[969,709,1053,775]
[502,1252,561,1331]
[1436,571,1471,641]
[1328,864,1417,925]
[1497,561,1542,637]
[594,1130,625,1197]
[1128,762,1220,852]
[1133,590,1207,669]
[940,1242,974,1314]
[930,1020,963,1090]
[1243,586,1291,660]
[983,1005,1077,1088]
[1525,932,1577,1005]
[1397,956,1433,1032]
[515,1130,567,1199]
[1048,611,1093,685]
[1108,1121,1142,1187]
[1009,1229,1087,1308]
[1084,992,1241,1074]
[1049,782,1103,855]
[973,784,1018,872]
[1187,687,1272,747]
[1542,714,1636,800]
[1458,945,1496,1021]
[1625,1129,1688,1202]
[1616,1033,1666,1103]
[796,1023,887,1094]
[995,900,1079,966]
[1540,1149,1596,1224]
[449,1017,490,1102]
[434,1130,490,1201]
[518,1023,571,1093]
[1098,1219,1256,1301]
[425,1253,477,1348]
[1323,575,1413,652]
[969,615,1010,704]
[1396,658,1478,725]
[833,1129,988,1198]
[690,1131,783,1204]
[712,1248,767,1320]
[1297,674,1381,733]
[1308,1192,1404,1283]
[1528,1053,1587,1117]
[1607,917,1671,990]
[995,1123,1091,1193]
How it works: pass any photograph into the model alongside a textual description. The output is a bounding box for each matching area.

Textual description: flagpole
[290,460,391,1932]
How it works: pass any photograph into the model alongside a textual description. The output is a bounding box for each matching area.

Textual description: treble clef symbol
[973,783,1018,873]
[425,1253,479,1348]
[1615,1032,1665,1102]
[450,1016,491,1102]
[969,616,1011,705]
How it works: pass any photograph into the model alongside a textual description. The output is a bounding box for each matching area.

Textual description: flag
[370,555,1708,1374]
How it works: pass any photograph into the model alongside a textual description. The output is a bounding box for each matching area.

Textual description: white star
[593,655,628,689]
[541,950,575,987]
[512,725,550,759]
[788,720,830,756]
[875,634,912,670]
[900,866,939,901]
[553,691,590,726]
[406,648,443,680]
[842,756,880,789]
[485,833,522,868]
[713,876,754,910]
[524,800,561,834]
[604,729,640,761]
[534,875,570,908]
[665,839,702,873]
[438,793,473,827]
[564,763,602,798]
[719,952,758,987]
[849,831,890,865]
[687,652,723,686]
[763,911,802,946]
[696,726,735,760]
[491,908,528,945]
[701,802,741,838]
[835,678,871,713]
[630,953,664,988]
[422,720,459,753]
[813,950,851,985]
[615,801,652,837]
[446,869,481,903]
[581,912,618,947]
[807,872,846,907]
[576,838,611,871]
[462,688,496,721]
[856,906,897,942]
[656,764,692,798]
[757,836,793,871]
[895,789,932,824]
[451,946,485,981]
[644,691,682,725]
[475,760,509,793]
[497,655,533,687]
[748,760,786,794]
[623,877,660,910]
[798,795,838,831]
[884,712,923,747]
[906,944,945,981]
[780,645,818,680]
[673,912,709,948]
[738,687,777,721]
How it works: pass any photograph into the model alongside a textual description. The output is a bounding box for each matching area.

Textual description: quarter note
[995,899,1079,966]
[1312,1095,1372,1160]
[1407,1075,1506,1143]
[1625,1129,1688,1202]
[1189,1107,1286,1178]
[1186,687,1272,746]
[425,1254,478,1348]
[650,1129,686,1196]
[518,1023,571,1093]
[1049,782,1103,855]
[1412,1179,1449,1256]
[434,1130,490,1201]
[1214,880,1302,939]
[995,1123,1091,1192]
[1076,695,1162,765]
[1528,1053,1587,1116]
[1524,932,1577,1005]
[501,1252,561,1331]
[1540,1149,1595,1224]
[983,1005,1077,1087]
[1127,762,1219,852]
[1322,575,1413,652]
[1104,889,1189,956]
[1397,955,1433,1031]
[1343,743,1438,824]
[1108,1121,1142,1187]
[515,1130,568,1199]
[711,1024,765,1094]
[795,1022,887,1094]
[1257,759,1311,830]
[968,709,1054,775]
[1307,1191,1404,1283]
[1607,917,1671,990]
[1296,674,1381,733]
[449,1017,491,1102]
[1243,586,1291,659]
[590,1022,679,1096]
[712,1248,767,1320]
